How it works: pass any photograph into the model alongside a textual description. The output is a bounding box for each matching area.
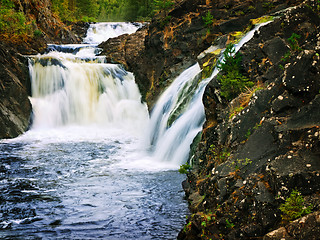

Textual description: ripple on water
[0,129,188,239]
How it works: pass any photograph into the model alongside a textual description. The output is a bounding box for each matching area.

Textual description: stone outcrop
[178,1,320,239]
[0,42,32,139]
[98,26,148,71]
[264,211,320,240]
[90,0,320,238]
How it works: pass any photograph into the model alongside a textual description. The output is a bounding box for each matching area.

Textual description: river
[0,20,268,239]
[0,22,190,240]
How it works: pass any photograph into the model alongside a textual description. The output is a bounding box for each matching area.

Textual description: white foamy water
[83,22,144,44]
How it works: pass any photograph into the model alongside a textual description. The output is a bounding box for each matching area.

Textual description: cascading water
[0,23,187,240]
[147,21,272,166]
[29,47,148,132]
[83,22,144,44]
[0,21,270,239]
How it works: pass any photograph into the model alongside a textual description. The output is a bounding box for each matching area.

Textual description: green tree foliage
[0,0,32,41]
[51,0,175,22]
[217,44,254,101]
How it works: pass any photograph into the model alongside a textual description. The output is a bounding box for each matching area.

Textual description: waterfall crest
[84,22,143,44]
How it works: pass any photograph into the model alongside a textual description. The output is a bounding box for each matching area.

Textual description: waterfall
[148,21,272,165]
[29,23,148,135]
[83,22,144,44]
[28,21,271,168]
[147,64,205,165]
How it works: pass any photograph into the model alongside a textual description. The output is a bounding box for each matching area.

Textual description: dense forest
[52,0,175,22]
[0,0,174,42]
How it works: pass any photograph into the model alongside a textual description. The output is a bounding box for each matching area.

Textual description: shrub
[287,33,302,51]
[279,189,313,223]
[217,44,253,101]
[202,12,215,27]
[219,70,253,100]
[179,163,192,174]
[33,29,42,37]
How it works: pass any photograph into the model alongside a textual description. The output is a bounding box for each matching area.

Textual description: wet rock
[264,212,320,240]
[282,50,319,94]
[0,43,32,139]
[262,37,290,65]
[277,95,320,131]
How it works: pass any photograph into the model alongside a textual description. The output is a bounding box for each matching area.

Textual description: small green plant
[248,5,255,12]
[281,51,291,62]
[179,163,192,174]
[219,70,253,100]
[226,219,235,228]
[217,44,254,101]
[245,128,252,139]
[230,158,252,170]
[183,222,192,232]
[208,145,230,164]
[262,2,274,11]
[202,12,215,27]
[279,189,313,223]
[153,0,175,13]
[33,29,42,37]
[159,15,172,29]
[288,33,302,51]
[229,106,244,119]
[253,122,261,130]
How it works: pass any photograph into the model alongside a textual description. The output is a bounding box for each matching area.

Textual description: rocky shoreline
[176,1,320,239]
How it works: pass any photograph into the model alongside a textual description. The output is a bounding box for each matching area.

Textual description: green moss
[251,15,274,25]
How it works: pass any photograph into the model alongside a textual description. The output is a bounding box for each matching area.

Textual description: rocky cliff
[178,1,320,239]
[100,0,303,108]
[0,0,82,139]
[99,0,320,239]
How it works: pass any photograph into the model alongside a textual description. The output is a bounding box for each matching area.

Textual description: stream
[0,20,268,239]
[0,22,189,240]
